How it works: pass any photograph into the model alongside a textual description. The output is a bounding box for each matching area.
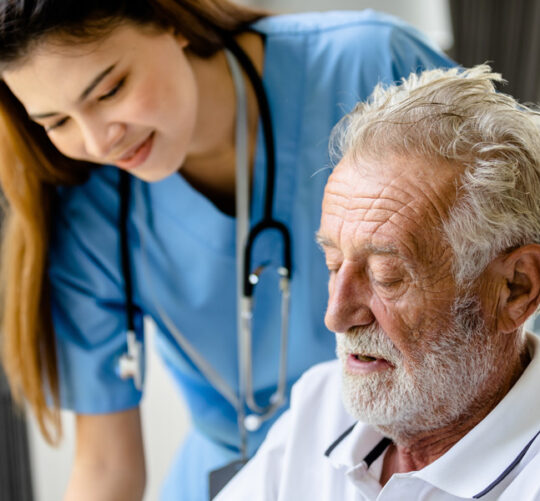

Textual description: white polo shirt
[216,333,540,500]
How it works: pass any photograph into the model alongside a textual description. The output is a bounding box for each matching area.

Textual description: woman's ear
[496,244,540,333]
[171,28,189,49]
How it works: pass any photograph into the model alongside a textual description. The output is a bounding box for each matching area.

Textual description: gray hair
[331,64,540,286]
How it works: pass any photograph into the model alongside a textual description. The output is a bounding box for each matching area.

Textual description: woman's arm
[64,407,146,501]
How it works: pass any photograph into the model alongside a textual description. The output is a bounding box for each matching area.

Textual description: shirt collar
[413,332,540,498]
[324,332,540,498]
[324,420,390,470]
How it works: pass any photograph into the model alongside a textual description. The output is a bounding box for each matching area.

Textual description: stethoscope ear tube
[118,171,144,390]
[225,42,292,459]
[224,39,293,433]
[221,34,278,224]
[117,28,294,463]
[119,170,135,331]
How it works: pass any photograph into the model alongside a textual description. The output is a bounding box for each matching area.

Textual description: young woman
[0,0,453,499]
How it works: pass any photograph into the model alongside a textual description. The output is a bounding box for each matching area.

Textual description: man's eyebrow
[315,232,335,249]
[29,63,118,120]
[365,243,401,256]
[315,233,404,258]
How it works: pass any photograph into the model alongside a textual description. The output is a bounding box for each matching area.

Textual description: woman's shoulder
[252,10,449,82]
[51,165,124,254]
[252,10,426,43]
[55,164,120,213]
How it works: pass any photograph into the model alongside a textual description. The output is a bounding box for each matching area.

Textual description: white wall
[26,2,452,500]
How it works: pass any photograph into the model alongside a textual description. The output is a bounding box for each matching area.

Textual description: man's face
[318,155,497,437]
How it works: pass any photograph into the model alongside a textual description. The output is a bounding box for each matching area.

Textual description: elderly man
[216,65,540,500]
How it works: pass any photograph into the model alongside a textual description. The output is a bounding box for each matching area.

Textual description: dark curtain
[450,0,540,103]
[0,368,34,501]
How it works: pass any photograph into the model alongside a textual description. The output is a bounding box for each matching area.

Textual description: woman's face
[3,23,199,182]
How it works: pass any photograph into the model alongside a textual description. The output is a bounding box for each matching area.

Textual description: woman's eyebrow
[29,62,118,120]
[78,62,118,101]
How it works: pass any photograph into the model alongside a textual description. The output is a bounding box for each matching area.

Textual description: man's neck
[379,343,531,486]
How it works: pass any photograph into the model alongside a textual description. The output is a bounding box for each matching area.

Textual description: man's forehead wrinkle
[321,160,457,270]
[323,199,426,264]
[378,173,457,259]
[371,220,422,265]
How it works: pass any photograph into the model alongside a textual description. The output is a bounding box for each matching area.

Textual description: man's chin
[340,377,473,444]
[342,393,442,442]
[340,372,404,424]
[340,371,449,440]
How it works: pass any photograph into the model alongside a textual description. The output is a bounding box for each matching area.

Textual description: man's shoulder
[292,359,341,399]
[287,359,354,437]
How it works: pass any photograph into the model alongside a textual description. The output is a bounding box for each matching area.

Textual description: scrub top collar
[324,332,540,499]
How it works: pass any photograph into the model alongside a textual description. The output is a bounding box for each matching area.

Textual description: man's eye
[45,116,69,132]
[374,278,402,288]
[326,263,341,274]
[98,77,126,101]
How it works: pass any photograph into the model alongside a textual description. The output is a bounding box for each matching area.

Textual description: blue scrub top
[49,10,454,501]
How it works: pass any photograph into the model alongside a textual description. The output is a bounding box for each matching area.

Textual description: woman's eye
[45,116,69,132]
[98,77,126,101]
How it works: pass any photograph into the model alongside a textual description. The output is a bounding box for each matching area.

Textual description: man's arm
[64,407,146,501]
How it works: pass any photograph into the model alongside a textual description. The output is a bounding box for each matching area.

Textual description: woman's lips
[345,353,393,375]
[114,132,155,170]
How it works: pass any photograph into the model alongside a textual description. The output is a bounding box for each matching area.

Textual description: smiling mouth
[117,133,153,161]
[113,132,155,170]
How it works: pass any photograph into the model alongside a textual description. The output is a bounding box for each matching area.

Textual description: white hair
[331,65,540,286]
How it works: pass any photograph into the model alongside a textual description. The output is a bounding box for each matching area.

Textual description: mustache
[335,324,402,365]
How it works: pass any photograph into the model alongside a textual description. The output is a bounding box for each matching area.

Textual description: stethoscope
[116,33,292,462]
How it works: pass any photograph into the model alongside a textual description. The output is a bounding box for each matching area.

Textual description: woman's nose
[324,263,375,333]
[80,119,126,160]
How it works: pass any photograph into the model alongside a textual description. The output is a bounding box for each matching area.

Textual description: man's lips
[113,132,155,170]
[345,353,394,375]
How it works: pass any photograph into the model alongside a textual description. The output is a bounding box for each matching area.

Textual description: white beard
[337,294,498,440]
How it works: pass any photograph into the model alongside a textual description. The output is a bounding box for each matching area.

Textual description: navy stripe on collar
[324,423,356,457]
[364,437,392,467]
[473,429,540,498]
[324,423,392,468]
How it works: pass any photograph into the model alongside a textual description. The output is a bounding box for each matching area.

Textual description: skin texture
[3,23,263,212]
[317,154,537,484]
[64,409,146,501]
[2,23,265,501]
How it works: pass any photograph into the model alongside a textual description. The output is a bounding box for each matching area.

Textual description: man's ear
[496,244,540,333]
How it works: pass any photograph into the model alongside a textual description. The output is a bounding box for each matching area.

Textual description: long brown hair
[0,0,266,443]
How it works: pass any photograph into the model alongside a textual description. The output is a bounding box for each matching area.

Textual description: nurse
[0,0,453,499]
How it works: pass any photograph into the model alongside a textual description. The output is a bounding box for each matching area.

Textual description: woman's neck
[182,32,264,215]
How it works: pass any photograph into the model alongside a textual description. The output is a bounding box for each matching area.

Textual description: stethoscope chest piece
[117,329,143,390]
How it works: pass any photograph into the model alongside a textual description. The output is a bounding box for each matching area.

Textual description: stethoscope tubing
[118,29,293,460]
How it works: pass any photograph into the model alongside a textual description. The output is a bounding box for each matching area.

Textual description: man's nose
[79,118,125,159]
[325,262,375,333]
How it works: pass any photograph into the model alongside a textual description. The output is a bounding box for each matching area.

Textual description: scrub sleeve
[48,10,455,501]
